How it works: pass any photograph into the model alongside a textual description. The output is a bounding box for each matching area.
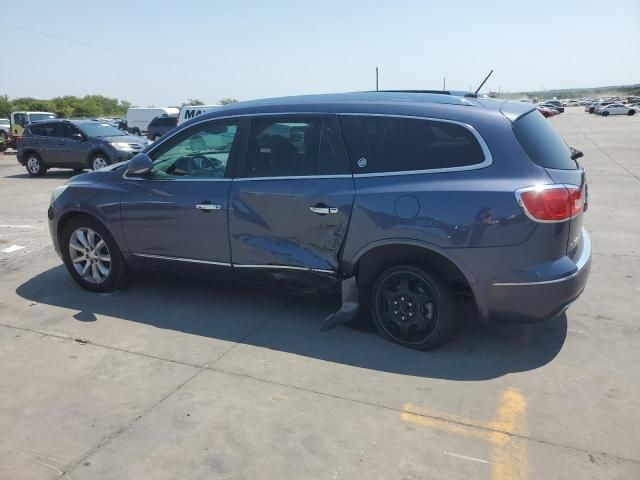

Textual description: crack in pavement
[1,321,638,470]
[2,297,299,479]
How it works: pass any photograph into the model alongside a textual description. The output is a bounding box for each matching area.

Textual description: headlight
[51,185,68,204]
[110,142,135,151]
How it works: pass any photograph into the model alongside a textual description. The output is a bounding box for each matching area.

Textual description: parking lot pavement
[0,108,639,479]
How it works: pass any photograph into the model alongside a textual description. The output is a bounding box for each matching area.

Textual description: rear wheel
[25,153,46,177]
[371,265,454,350]
[90,154,109,170]
[61,215,129,292]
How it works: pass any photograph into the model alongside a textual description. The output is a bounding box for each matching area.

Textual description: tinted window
[30,122,60,137]
[60,123,81,138]
[513,111,577,170]
[339,116,485,174]
[149,121,239,178]
[244,117,322,177]
[78,122,126,138]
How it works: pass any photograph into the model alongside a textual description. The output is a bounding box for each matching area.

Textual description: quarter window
[149,121,239,178]
[339,115,486,174]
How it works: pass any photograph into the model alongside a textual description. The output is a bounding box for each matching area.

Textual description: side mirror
[71,133,84,142]
[127,152,153,175]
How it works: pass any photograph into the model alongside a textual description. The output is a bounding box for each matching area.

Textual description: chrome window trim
[124,111,493,181]
[133,253,231,267]
[122,173,231,182]
[234,174,353,181]
[339,112,493,177]
[493,229,590,286]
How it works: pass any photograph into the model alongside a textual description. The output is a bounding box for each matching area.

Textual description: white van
[178,105,221,126]
[126,107,179,135]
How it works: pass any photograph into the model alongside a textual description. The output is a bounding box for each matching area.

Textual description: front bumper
[48,203,63,259]
[487,229,592,322]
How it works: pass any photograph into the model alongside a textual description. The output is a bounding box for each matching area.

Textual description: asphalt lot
[0,107,639,479]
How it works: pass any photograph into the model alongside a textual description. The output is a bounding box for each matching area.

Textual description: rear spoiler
[499,101,537,122]
[474,98,537,123]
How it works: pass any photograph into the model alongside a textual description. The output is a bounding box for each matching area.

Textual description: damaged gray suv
[47,91,591,350]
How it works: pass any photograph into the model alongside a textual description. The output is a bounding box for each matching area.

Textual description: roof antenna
[474,69,494,95]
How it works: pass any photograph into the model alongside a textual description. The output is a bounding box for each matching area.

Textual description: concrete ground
[0,107,638,479]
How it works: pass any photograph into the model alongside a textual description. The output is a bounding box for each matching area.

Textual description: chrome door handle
[309,206,338,215]
[196,204,221,211]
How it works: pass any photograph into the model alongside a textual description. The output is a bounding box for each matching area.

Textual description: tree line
[0,95,239,119]
[0,94,131,119]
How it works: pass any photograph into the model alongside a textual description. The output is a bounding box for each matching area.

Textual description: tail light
[516,184,584,222]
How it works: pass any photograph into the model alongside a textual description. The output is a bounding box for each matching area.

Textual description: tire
[61,215,129,293]
[25,153,46,177]
[370,265,454,351]
[90,153,110,171]
[628,110,635,116]
[602,111,610,117]
[153,134,161,141]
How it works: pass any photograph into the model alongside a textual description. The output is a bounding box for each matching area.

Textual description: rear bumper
[486,229,591,323]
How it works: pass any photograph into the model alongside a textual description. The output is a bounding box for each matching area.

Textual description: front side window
[243,117,322,178]
[149,121,239,178]
[339,115,486,174]
[60,123,81,138]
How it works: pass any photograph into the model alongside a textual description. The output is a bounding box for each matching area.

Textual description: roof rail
[373,89,478,98]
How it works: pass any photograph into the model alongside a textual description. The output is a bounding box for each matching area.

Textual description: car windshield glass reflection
[78,122,126,137]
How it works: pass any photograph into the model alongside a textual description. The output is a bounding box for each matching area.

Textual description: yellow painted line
[401,387,528,480]
[489,388,528,480]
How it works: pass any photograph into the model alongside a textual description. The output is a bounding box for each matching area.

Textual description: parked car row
[585,101,638,116]
[45,90,592,350]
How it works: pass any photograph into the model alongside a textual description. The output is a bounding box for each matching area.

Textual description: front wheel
[153,134,161,141]
[602,111,610,117]
[25,153,46,177]
[61,215,129,292]
[371,265,454,350]
[628,110,636,116]
[90,154,109,170]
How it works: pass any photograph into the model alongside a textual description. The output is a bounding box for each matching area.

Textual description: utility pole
[376,67,379,91]
[443,77,446,90]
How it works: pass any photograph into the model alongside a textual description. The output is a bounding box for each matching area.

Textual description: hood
[67,162,126,184]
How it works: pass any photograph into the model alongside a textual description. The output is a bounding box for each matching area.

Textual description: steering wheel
[193,154,224,171]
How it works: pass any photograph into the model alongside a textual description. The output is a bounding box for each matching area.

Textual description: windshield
[78,122,125,137]
[28,113,55,122]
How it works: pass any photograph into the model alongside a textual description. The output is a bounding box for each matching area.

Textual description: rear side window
[30,123,59,137]
[339,115,486,174]
[513,111,577,170]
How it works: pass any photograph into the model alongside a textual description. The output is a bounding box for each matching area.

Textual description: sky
[1,0,639,106]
